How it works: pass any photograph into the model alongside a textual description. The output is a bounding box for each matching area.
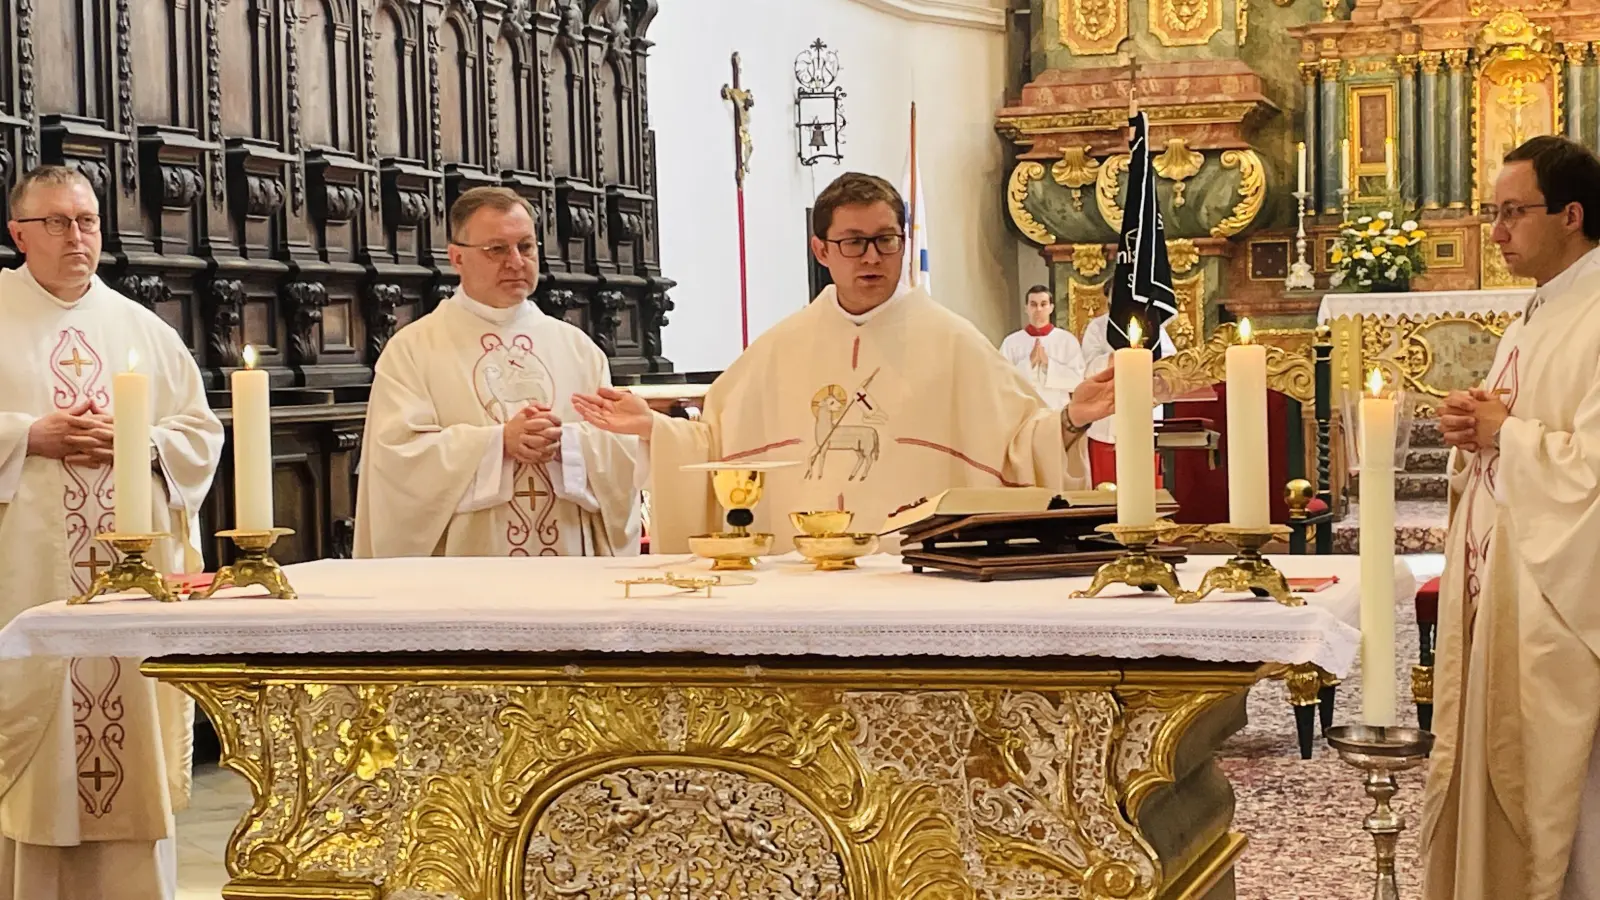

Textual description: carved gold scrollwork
[1114,688,1236,819]
[1007,162,1056,246]
[1149,0,1224,47]
[1060,0,1128,55]
[1154,322,1314,401]
[1171,271,1205,351]
[1360,309,1519,402]
[1167,238,1200,273]
[1152,139,1205,207]
[1072,243,1109,278]
[1069,278,1111,336]
[1095,154,1131,233]
[1052,146,1101,212]
[1237,0,1249,44]
[1209,149,1266,238]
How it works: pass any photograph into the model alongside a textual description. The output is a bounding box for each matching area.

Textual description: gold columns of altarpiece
[145,656,1263,900]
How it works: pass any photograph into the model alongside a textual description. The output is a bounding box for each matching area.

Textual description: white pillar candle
[1113,319,1157,527]
[112,351,152,535]
[1341,138,1352,192]
[1225,319,1270,529]
[1297,142,1307,194]
[1359,367,1398,727]
[232,345,274,531]
[1385,137,1396,191]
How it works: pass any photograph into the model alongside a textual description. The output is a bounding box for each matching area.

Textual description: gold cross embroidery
[60,348,91,378]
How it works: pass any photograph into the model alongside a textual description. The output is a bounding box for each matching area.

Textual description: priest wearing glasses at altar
[572,171,1118,552]
[1422,134,1600,900]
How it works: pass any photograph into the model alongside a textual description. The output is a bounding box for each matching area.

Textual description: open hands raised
[571,387,654,438]
[1066,367,1116,427]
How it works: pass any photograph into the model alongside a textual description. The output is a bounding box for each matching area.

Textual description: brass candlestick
[68,533,177,605]
[1192,524,1303,607]
[1325,725,1435,900]
[196,528,297,599]
[1071,522,1193,601]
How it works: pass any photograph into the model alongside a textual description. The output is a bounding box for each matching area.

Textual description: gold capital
[1298,61,1320,84]
[1317,58,1343,79]
[1419,50,1443,74]
[1443,48,1470,70]
[1396,53,1419,75]
[1564,43,1590,65]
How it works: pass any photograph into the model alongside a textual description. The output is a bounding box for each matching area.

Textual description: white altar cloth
[0,554,1415,678]
[1318,288,1533,323]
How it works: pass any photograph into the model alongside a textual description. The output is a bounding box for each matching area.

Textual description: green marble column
[1446,50,1470,209]
[1399,56,1418,210]
[1420,52,1442,210]
[1302,63,1320,211]
[1567,45,1587,143]
[1320,59,1344,214]
[1592,43,1600,153]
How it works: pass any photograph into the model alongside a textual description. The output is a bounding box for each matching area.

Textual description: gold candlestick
[68,533,177,605]
[197,528,297,599]
[1071,522,1193,601]
[1192,524,1302,607]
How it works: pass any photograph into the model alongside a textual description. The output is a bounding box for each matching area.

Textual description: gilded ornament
[1317,58,1343,80]
[1358,305,1519,401]
[1060,0,1127,55]
[1095,153,1131,233]
[1564,43,1590,64]
[1072,243,1110,278]
[1152,139,1205,208]
[1443,48,1470,70]
[1150,0,1224,47]
[1299,61,1319,84]
[1006,162,1056,246]
[1209,149,1266,238]
[1069,278,1111,335]
[1114,689,1235,819]
[1397,53,1419,74]
[1052,146,1101,212]
[1171,271,1205,350]
[1153,321,1314,400]
[1167,238,1200,273]
[1419,50,1443,74]
[1412,663,1434,704]
[1237,0,1249,44]
[1468,0,1561,18]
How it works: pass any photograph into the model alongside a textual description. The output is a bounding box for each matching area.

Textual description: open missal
[883,487,1185,581]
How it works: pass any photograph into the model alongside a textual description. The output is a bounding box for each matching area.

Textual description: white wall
[647,0,1018,372]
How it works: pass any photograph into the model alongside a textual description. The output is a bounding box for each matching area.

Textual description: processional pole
[722,53,756,348]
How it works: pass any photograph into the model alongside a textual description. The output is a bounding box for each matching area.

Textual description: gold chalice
[789,510,878,570]
[682,462,796,571]
[790,510,854,536]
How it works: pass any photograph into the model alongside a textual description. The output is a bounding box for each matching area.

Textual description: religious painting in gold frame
[1346,85,1396,202]
[1472,12,1559,210]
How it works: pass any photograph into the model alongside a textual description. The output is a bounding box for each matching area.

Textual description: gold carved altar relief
[1474,12,1559,210]
[1167,238,1200,273]
[1007,162,1056,246]
[1153,139,1205,207]
[1360,310,1519,405]
[1069,278,1110,336]
[1209,150,1265,238]
[152,661,1254,900]
[1171,271,1205,351]
[1149,0,1224,47]
[1053,146,1101,213]
[1154,322,1315,401]
[1071,242,1110,278]
[1096,154,1132,232]
[1060,0,1127,55]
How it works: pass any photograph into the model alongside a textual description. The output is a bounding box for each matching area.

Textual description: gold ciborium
[790,510,879,570]
[682,462,795,571]
[68,533,178,605]
[196,528,297,599]
[1071,522,1193,602]
[1191,524,1302,607]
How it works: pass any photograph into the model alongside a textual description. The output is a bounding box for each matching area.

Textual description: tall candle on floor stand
[1359,368,1398,726]
[112,350,152,534]
[1341,139,1352,193]
[1113,318,1157,526]
[232,346,274,531]
[1297,142,1307,195]
[1225,318,1270,529]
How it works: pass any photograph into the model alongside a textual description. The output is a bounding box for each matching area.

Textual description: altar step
[1331,498,1449,554]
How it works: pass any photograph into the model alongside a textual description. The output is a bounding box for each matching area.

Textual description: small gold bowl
[790,510,855,536]
[687,532,775,571]
[793,533,879,571]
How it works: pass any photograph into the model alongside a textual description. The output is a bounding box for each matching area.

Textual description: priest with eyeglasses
[573,171,1117,553]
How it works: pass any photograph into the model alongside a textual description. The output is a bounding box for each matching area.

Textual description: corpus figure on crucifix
[572,172,1120,554]
[722,52,755,348]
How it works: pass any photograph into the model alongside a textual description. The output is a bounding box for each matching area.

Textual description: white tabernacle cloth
[0,555,1415,678]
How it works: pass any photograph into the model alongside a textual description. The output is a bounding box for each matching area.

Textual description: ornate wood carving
[284,0,304,213]
[116,0,135,195]
[159,165,207,210]
[364,282,404,359]
[117,274,172,311]
[285,281,329,365]
[205,0,225,209]
[208,279,247,367]
[18,0,36,171]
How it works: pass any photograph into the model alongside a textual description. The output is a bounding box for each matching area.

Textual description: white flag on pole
[901,157,930,294]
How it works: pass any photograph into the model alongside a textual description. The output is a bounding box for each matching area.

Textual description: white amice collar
[832,279,912,326]
[450,289,531,326]
[17,263,94,310]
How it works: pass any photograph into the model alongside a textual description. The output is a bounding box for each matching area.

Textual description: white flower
[1355,250,1374,261]
[1378,210,1394,220]
[1358,216,1373,224]
[1330,271,1346,287]
[1401,219,1418,231]
[1385,267,1400,280]
[1385,229,1400,237]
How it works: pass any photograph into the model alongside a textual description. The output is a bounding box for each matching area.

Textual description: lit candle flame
[126,348,139,373]
[1127,317,1144,349]
[242,344,259,370]
[1366,367,1386,397]
[1238,317,1254,345]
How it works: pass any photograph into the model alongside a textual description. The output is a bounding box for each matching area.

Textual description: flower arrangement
[1329,211,1428,292]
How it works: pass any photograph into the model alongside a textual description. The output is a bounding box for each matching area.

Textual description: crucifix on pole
[722,52,755,349]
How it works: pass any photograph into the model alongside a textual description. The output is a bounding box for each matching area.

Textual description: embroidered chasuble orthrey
[0,265,222,899]
[646,286,1092,553]
[355,292,642,557]
[1422,246,1600,900]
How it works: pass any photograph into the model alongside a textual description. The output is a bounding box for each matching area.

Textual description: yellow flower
[1332,248,1346,263]
[1411,229,1427,239]
[1368,224,1384,236]
[1391,235,1410,247]
[1374,245,1388,256]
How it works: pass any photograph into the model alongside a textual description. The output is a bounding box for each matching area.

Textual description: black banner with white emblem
[1106,111,1178,359]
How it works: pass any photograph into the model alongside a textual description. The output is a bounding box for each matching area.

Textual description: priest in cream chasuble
[1423,137,1600,900]
[575,172,1115,553]
[355,187,641,558]
[0,167,223,899]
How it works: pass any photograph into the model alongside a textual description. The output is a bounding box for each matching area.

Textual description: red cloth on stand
[1086,439,1162,488]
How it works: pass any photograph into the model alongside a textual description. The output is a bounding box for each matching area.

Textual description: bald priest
[355,187,642,557]
[573,172,1117,551]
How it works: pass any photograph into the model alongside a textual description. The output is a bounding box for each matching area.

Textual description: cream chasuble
[1422,246,1600,900]
[355,292,642,558]
[0,265,222,899]
[646,286,1091,553]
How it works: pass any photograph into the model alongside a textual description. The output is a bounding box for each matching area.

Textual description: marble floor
[174,554,1447,900]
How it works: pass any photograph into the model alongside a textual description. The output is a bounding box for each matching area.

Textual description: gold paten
[198,529,297,600]
[68,532,178,605]
[143,658,1261,900]
[1191,525,1304,607]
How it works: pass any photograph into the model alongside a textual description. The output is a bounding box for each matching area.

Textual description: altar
[0,554,1413,900]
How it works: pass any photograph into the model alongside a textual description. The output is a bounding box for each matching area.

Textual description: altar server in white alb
[355,187,642,557]
[0,166,223,899]
[572,172,1116,553]
[1423,135,1600,900]
[999,285,1084,410]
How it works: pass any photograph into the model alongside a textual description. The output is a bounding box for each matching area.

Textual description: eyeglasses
[824,233,905,258]
[13,214,101,235]
[1478,201,1557,224]
[450,240,538,262]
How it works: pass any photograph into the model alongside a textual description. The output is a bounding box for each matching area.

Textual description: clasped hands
[504,404,564,465]
[1439,388,1510,454]
[27,396,116,467]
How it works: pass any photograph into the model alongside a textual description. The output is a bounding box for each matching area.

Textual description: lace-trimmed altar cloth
[0,555,1414,678]
[1317,288,1532,323]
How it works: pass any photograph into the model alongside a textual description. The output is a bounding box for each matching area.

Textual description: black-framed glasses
[13,214,100,236]
[1478,201,1558,224]
[824,233,905,258]
[450,239,537,262]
